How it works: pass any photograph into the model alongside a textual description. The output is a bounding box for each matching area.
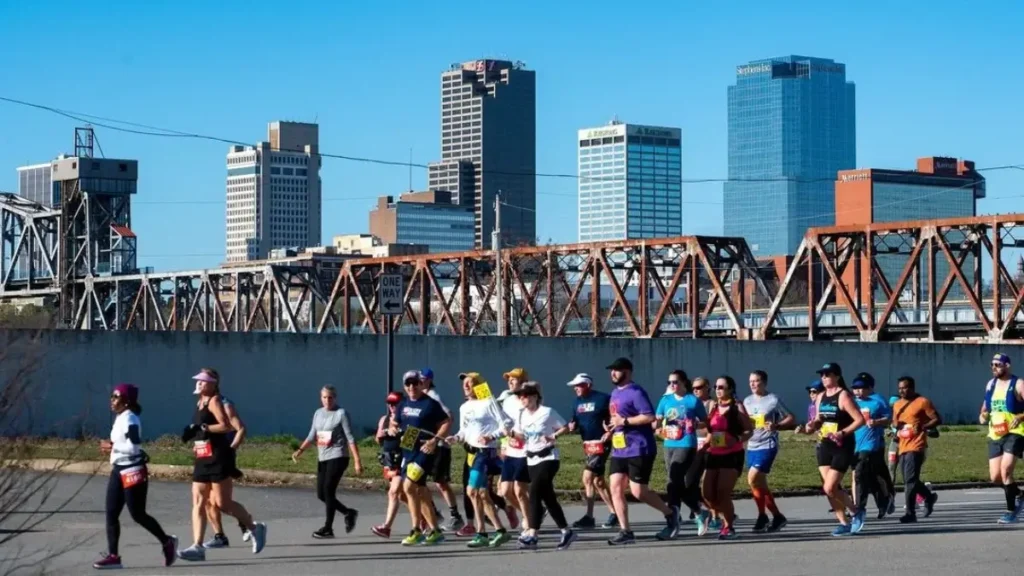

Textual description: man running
[604,357,679,545]
[850,373,894,518]
[980,353,1024,523]
[498,368,531,533]
[420,368,464,532]
[892,375,940,523]
[563,373,616,529]
[743,370,794,533]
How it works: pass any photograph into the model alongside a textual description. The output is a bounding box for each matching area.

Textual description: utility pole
[492,192,503,336]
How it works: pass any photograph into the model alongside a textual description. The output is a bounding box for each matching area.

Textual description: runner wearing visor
[980,353,1024,523]
[562,373,616,530]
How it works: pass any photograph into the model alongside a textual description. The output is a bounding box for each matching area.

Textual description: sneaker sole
[92,564,123,570]
[607,540,636,546]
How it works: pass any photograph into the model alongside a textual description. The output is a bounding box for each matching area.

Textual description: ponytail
[130,401,143,415]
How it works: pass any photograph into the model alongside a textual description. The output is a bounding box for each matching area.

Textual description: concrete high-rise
[724,56,856,256]
[427,59,536,249]
[577,121,682,242]
[225,121,321,262]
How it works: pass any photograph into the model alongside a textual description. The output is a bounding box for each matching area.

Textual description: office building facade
[427,59,536,249]
[369,190,475,254]
[577,121,682,242]
[225,121,321,262]
[724,55,856,256]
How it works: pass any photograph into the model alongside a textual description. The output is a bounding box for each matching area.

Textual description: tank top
[985,377,1024,440]
[707,403,743,456]
[818,388,853,446]
[192,399,232,462]
[380,412,401,453]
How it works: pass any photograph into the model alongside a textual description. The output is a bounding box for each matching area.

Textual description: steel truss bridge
[4,199,1024,341]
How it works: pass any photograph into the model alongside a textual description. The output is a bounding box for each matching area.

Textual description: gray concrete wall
[0,330,1004,440]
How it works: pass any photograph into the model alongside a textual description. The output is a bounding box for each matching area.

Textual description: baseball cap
[112,383,138,403]
[503,368,528,381]
[401,370,421,384]
[606,357,633,371]
[514,381,542,396]
[567,373,593,387]
[420,368,435,380]
[386,392,402,405]
[851,372,875,389]
[458,371,483,385]
[806,379,824,393]
[993,353,1011,365]
[816,362,842,376]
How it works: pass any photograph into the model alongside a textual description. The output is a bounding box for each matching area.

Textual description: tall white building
[577,121,682,242]
[225,121,321,262]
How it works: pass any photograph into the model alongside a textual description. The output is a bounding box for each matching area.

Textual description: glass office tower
[724,56,856,256]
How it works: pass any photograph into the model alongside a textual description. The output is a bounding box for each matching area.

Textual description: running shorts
[989,433,1024,459]
[431,446,453,483]
[817,439,855,472]
[609,454,656,484]
[401,451,436,487]
[467,447,499,489]
[706,451,745,472]
[500,455,530,483]
[746,448,778,474]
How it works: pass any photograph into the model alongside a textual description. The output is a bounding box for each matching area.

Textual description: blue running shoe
[695,510,710,537]
[708,517,722,531]
[998,512,1017,524]
[832,524,852,537]
[850,510,866,534]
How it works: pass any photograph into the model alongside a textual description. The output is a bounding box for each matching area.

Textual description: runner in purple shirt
[604,357,679,546]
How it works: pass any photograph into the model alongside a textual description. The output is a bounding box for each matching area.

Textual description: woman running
[292,385,363,538]
[371,392,406,539]
[806,363,866,536]
[445,372,513,548]
[178,369,267,561]
[94,384,177,570]
[743,370,794,533]
[511,381,577,550]
[655,370,710,535]
[701,375,752,540]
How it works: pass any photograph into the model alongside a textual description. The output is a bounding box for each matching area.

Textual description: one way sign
[379,273,404,316]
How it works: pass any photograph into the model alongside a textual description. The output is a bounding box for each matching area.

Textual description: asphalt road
[2,473,1020,576]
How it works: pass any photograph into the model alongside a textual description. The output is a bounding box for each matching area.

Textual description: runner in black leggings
[94,384,177,570]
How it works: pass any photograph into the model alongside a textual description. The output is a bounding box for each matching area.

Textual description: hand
[475,435,490,446]
[99,440,112,454]
[568,421,576,432]
[544,434,557,443]
[980,410,990,424]
[1012,416,1022,430]
[445,436,458,446]
[794,424,804,434]
[600,432,611,443]
[354,461,364,475]
[610,414,626,428]
[763,421,776,432]
[420,439,437,455]
[865,418,875,428]
[602,421,613,432]
[291,448,303,463]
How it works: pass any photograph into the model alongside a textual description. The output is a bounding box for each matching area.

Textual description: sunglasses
[692,385,706,390]
[667,380,680,385]
[110,394,122,400]
[715,385,729,390]
[403,381,419,387]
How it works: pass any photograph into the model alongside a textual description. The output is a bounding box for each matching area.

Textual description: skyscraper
[577,121,682,242]
[225,121,321,262]
[427,59,536,249]
[724,56,856,256]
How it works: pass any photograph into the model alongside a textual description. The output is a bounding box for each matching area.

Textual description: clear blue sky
[1,0,1021,273]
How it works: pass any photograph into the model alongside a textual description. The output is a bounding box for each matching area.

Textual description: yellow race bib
[611,432,626,450]
[405,462,425,482]
[400,426,421,450]
[753,414,766,429]
[710,432,727,448]
[467,452,477,467]
[473,383,493,400]
[820,422,839,438]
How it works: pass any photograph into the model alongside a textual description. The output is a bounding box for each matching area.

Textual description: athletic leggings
[664,448,703,513]
[106,464,169,556]
[461,456,506,521]
[316,457,351,529]
[527,460,567,530]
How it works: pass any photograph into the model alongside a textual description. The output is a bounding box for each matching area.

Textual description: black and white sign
[379,273,404,316]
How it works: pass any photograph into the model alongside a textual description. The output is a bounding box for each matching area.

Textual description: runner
[291,385,363,538]
[702,375,753,540]
[655,370,710,535]
[511,381,577,550]
[420,368,465,532]
[392,370,449,546]
[691,376,718,527]
[371,392,406,538]
[497,368,531,533]
[94,384,177,570]
[444,372,513,548]
[563,373,616,530]
[743,370,794,533]
[604,357,679,545]
[178,369,267,561]
[981,353,1024,523]
[850,372,893,518]
[892,375,940,523]
[805,363,865,536]
[197,387,249,549]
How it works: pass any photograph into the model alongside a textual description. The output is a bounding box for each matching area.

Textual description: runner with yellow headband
[980,353,1024,523]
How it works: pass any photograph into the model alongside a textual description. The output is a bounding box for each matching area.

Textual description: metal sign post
[379,273,404,394]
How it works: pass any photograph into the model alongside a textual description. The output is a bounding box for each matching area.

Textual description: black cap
[816,362,842,376]
[606,357,633,371]
[851,372,875,389]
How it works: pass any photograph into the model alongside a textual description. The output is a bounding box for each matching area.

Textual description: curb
[15,459,994,502]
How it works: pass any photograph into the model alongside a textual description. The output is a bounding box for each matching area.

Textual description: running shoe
[850,509,866,534]
[250,522,267,554]
[1015,496,1024,518]
[899,514,917,524]
[571,515,596,529]
[923,493,938,518]
[93,553,122,570]
[767,514,787,533]
[343,510,359,534]
[177,544,206,562]
[371,524,391,539]
[602,513,619,529]
[444,514,465,532]
[607,530,635,546]
[488,530,511,548]
[241,529,252,543]
[877,496,890,519]
[998,511,1018,524]
[752,513,770,533]
[505,507,520,530]
[161,535,178,567]
[556,529,578,551]
[467,533,490,548]
[517,535,538,550]
[401,529,424,546]
[655,506,680,540]
[422,529,445,546]
[708,517,722,531]
[717,526,737,540]
[695,510,710,537]
[831,524,852,537]
[312,527,334,539]
[887,498,896,517]
[203,533,229,548]
[455,523,476,538]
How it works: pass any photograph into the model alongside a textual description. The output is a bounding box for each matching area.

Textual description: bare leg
[191,482,210,546]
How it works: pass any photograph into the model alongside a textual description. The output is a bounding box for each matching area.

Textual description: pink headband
[192,371,217,383]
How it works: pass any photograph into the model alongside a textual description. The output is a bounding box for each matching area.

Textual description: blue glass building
[578,122,682,242]
[724,56,856,256]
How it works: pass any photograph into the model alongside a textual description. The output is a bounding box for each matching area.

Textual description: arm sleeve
[306,410,318,443]
[339,410,355,444]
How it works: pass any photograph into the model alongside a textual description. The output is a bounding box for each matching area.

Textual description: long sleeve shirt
[304,407,355,461]
[455,398,513,449]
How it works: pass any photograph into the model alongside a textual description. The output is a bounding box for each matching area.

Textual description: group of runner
[91,352,1024,567]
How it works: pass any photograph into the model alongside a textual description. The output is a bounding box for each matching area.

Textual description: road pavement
[2,473,1020,575]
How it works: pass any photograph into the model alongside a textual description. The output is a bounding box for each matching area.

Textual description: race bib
[583,440,605,456]
[400,427,421,450]
[684,419,695,435]
[472,383,493,399]
[819,422,838,439]
[316,431,332,447]
[467,452,477,467]
[664,425,682,441]
[860,409,871,421]
[887,450,898,464]
[507,437,524,450]
[710,431,727,448]
[193,440,213,459]
[753,414,766,429]
[897,426,915,440]
[119,465,147,489]
[696,434,709,449]
[405,462,425,482]
[992,414,1009,437]
[611,432,626,450]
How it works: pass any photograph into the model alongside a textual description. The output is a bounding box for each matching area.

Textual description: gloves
[181,424,199,443]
